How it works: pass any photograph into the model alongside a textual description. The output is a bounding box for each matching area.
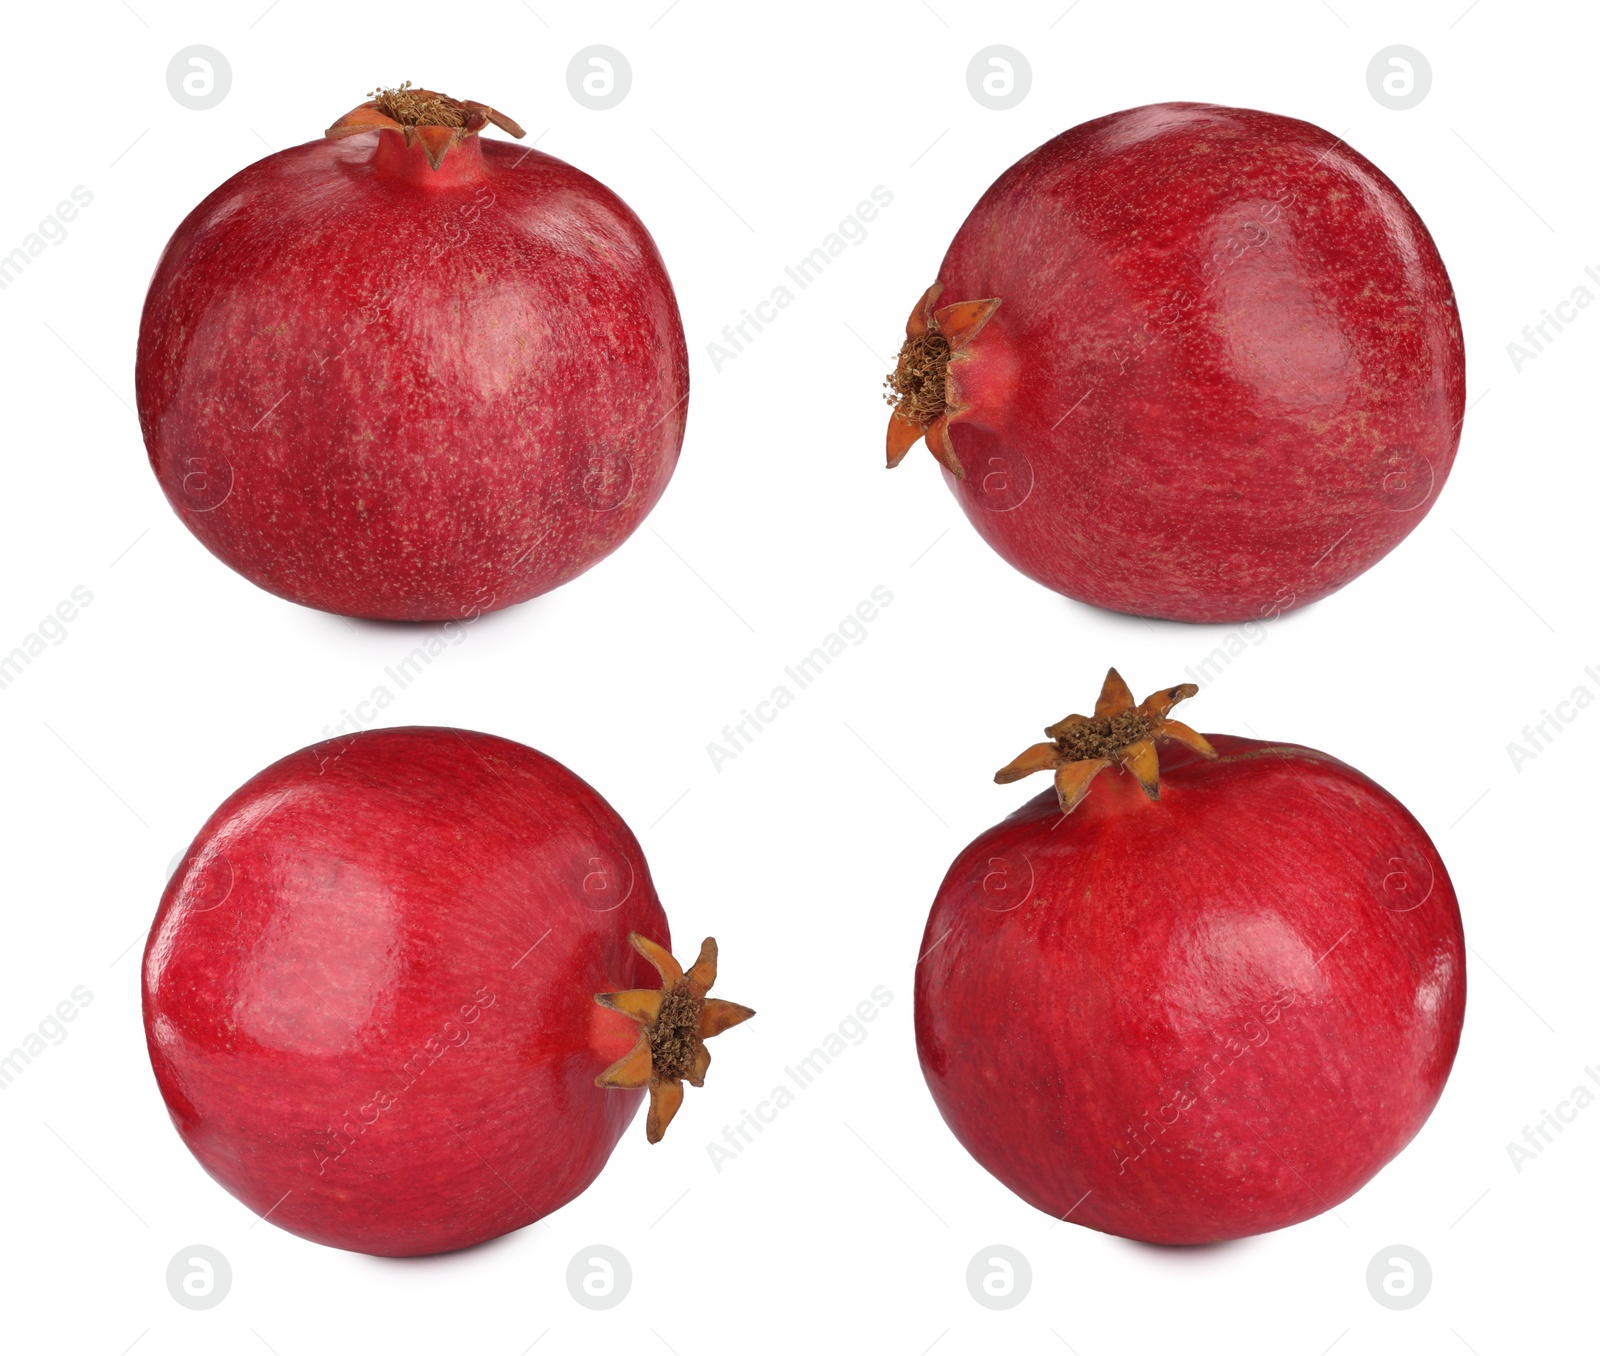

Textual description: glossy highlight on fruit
[914,670,1465,1244]
[142,727,752,1256]
[885,102,1466,623]
[137,84,689,620]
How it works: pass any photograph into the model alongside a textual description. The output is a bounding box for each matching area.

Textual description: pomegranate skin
[142,727,668,1256]
[136,131,687,620]
[914,735,1465,1245]
[928,103,1464,623]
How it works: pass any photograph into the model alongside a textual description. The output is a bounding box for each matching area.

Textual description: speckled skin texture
[934,103,1465,623]
[137,131,687,620]
[142,727,668,1256]
[914,734,1465,1244]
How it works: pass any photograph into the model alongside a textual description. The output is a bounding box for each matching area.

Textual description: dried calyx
[594,934,755,1143]
[995,667,1219,815]
[326,82,526,170]
[884,282,1001,480]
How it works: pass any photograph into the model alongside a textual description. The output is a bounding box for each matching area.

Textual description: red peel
[143,728,752,1256]
[916,670,1466,1244]
[882,102,1465,623]
[137,84,687,620]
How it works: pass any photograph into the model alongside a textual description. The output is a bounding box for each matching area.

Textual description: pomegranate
[137,84,688,621]
[142,727,752,1256]
[914,670,1464,1244]
[885,103,1465,623]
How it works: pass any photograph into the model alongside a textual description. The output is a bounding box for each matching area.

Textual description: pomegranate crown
[995,667,1219,815]
[326,82,526,170]
[593,934,755,1143]
[883,281,1001,481]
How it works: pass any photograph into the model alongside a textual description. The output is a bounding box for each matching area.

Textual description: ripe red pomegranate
[914,670,1464,1244]
[142,727,752,1256]
[137,84,688,621]
[885,103,1465,623]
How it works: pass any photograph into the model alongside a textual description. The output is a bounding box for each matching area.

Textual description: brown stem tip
[595,934,755,1143]
[325,81,526,170]
[995,667,1219,815]
[883,282,1001,480]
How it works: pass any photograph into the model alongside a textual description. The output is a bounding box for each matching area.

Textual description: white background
[1,1,1594,1352]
